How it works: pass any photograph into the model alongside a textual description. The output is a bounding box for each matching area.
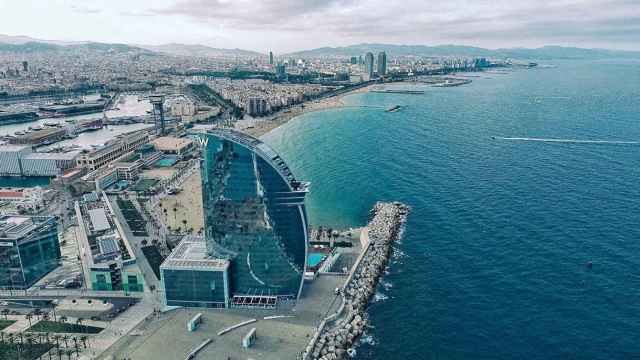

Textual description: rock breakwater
[305,201,410,360]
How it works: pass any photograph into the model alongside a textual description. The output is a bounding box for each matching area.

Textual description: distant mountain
[285,43,640,59]
[139,43,264,58]
[0,34,152,55]
[0,34,85,46]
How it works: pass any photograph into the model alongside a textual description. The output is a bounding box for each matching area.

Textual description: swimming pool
[308,253,325,267]
[155,158,178,167]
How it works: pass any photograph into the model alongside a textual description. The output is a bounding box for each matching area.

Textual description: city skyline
[0,0,639,53]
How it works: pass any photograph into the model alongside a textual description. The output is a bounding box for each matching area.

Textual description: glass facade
[0,216,61,290]
[162,268,227,308]
[199,130,309,299]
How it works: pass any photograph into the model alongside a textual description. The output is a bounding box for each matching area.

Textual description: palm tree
[52,335,60,350]
[61,335,69,348]
[65,349,73,360]
[33,308,42,320]
[41,312,50,322]
[25,335,35,350]
[25,313,33,327]
[71,336,78,349]
[79,336,88,349]
[56,348,63,360]
[1,308,9,320]
[76,318,85,334]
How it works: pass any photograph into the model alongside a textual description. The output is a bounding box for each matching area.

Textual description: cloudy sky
[1,0,638,53]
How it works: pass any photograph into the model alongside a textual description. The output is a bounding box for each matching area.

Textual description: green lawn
[0,320,16,330]
[27,321,103,334]
[0,343,54,360]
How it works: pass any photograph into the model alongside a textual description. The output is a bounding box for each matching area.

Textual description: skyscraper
[269,51,274,65]
[22,61,28,73]
[365,52,375,80]
[200,129,309,302]
[161,129,310,308]
[276,63,287,80]
[149,95,166,136]
[377,51,387,76]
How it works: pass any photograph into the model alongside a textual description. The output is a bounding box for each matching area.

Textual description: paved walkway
[78,295,157,359]
[2,314,41,333]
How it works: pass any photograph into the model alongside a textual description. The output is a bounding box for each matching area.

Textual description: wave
[373,292,389,302]
[497,137,640,145]
[359,333,377,346]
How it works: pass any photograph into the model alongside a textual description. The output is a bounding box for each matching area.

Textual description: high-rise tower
[149,95,166,136]
[200,129,309,301]
[377,51,387,76]
[365,52,375,80]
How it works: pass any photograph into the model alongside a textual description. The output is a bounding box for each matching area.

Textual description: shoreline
[241,85,373,138]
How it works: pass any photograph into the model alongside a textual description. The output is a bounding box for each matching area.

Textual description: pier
[302,201,410,360]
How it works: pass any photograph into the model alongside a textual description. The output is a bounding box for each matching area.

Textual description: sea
[262,59,640,360]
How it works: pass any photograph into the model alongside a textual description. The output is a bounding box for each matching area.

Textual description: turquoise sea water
[263,60,640,360]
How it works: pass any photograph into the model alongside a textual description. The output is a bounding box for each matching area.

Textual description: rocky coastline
[305,201,410,360]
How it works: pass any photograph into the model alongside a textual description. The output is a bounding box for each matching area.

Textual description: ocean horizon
[263,59,640,359]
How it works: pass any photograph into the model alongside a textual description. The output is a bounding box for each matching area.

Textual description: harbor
[0,94,153,151]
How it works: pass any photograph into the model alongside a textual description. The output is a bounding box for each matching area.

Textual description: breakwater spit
[303,201,410,360]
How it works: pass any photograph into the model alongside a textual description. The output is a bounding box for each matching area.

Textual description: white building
[0,145,78,177]
[0,145,32,176]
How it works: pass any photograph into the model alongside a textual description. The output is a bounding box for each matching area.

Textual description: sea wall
[303,201,410,360]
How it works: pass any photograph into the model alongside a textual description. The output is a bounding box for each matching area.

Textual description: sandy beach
[241,84,373,138]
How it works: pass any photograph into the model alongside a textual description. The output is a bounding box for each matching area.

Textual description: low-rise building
[151,136,195,158]
[0,145,78,177]
[74,193,144,292]
[160,235,230,308]
[76,131,149,171]
[0,215,61,290]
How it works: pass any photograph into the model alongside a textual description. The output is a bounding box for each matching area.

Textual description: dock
[370,89,425,95]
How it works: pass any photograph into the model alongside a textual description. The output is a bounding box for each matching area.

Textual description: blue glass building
[0,215,61,290]
[200,129,309,303]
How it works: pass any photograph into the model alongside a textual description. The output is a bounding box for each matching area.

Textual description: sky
[0,0,639,53]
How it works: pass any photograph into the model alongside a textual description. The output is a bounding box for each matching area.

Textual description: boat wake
[497,137,640,145]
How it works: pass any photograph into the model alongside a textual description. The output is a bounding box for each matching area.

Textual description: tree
[25,313,33,327]
[79,335,88,349]
[59,316,68,324]
[1,308,10,320]
[41,312,50,322]
[52,335,60,349]
[76,318,85,334]
[61,335,69,348]
[25,335,35,349]
[33,308,42,320]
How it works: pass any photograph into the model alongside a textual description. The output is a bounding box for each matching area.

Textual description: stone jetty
[304,201,410,360]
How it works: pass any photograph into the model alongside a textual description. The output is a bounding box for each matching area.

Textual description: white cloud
[0,0,638,52]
